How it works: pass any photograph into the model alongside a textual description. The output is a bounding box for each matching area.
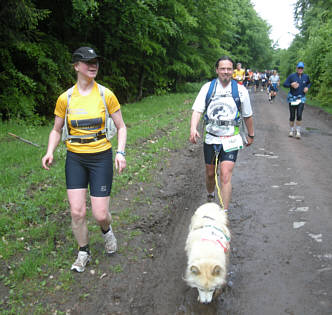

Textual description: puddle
[289,206,309,212]
[314,254,332,260]
[305,127,332,136]
[253,152,278,159]
[288,195,304,200]
[308,233,322,242]
[284,182,298,186]
[293,221,306,229]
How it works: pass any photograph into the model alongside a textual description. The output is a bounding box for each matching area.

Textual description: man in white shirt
[190,56,254,211]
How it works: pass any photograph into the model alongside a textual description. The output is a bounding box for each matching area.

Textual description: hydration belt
[69,134,106,144]
[206,119,241,127]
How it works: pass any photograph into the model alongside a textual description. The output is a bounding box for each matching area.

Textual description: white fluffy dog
[184,202,231,303]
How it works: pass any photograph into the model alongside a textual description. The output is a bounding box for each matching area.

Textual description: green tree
[279,0,332,109]
[0,0,52,119]
[227,0,273,71]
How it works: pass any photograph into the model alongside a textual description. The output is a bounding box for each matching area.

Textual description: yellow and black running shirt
[232,69,245,82]
[55,82,120,154]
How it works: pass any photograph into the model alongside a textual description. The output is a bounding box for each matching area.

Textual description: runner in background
[244,69,250,88]
[268,70,280,103]
[283,62,311,138]
[248,69,254,88]
[253,70,260,92]
[260,70,267,92]
[232,62,245,85]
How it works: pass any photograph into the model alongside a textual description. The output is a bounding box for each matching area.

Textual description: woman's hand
[115,152,126,174]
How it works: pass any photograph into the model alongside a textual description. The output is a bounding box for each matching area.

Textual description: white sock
[296,126,301,132]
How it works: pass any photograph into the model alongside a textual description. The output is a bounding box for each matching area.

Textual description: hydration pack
[61,83,117,143]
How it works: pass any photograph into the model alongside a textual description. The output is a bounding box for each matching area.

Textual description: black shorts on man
[204,142,238,165]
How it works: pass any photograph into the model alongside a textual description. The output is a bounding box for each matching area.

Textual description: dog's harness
[194,220,230,253]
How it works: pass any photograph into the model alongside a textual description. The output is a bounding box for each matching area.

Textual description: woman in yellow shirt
[42,47,127,272]
[232,62,245,84]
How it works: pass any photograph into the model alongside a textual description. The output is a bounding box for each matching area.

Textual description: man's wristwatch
[248,134,255,139]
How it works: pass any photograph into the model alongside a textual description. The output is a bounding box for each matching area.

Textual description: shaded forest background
[0,0,331,121]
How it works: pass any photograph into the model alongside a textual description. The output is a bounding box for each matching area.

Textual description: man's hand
[291,82,299,89]
[190,129,200,144]
[190,111,202,144]
[245,136,254,146]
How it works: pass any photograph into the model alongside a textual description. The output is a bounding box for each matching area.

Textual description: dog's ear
[212,265,223,276]
[190,265,200,275]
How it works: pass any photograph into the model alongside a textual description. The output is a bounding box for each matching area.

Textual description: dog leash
[213,144,225,210]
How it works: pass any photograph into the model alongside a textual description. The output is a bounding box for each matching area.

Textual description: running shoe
[296,131,301,139]
[71,251,91,272]
[288,130,294,137]
[103,229,117,254]
[207,193,215,202]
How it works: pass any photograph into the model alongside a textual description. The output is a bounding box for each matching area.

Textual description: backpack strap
[204,78,217,112]
[231,79,241,113]
[97,83,109,134]
[205,78,241,113]
[61,86,75,142]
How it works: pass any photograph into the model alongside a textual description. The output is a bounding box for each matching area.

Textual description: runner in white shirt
[190,56,254,211]
[253,71,260,92]
[268,70,280,102]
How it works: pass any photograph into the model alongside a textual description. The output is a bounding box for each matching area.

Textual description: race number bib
[221,134,243,152]
[290,99,301,106]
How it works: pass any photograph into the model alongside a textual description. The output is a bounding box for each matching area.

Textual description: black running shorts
[289,102,304,121]
[204,142,238,165]
[65,149,113,197]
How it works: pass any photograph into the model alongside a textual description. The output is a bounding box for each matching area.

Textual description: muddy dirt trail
[67,89,332,315]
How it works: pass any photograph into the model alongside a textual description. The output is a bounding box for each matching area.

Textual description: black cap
[72,47,99,63]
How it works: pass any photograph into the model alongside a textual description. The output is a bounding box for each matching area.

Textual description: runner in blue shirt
[283,62,311,138]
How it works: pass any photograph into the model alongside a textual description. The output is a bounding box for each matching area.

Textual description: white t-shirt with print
[269,75,280,84]
[192,79,253,145]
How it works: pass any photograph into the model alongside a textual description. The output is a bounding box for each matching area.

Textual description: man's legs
[219,161,235,210]
[205,164,216,194]
[289,103,296,137]
[295,103,304,138]
[205,161,235,210]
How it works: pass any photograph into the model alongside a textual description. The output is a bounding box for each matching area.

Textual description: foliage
[0,0,273,119]
[228,0,273,71]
